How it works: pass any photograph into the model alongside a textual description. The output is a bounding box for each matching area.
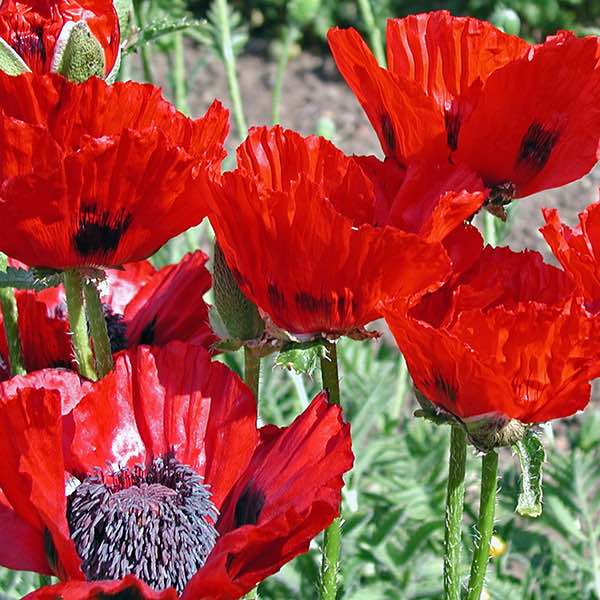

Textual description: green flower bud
[213,243,264,342]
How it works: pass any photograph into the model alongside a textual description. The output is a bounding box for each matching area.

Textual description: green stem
[0,254,25,376]
[444,426,467,600]
[356,0,386,66]
[243,346,261,400]
[319,340,342,600]
[63,270,97,381]
[133,0,154,83]
[173,30,189,113]
[466,450,499,600]
[271,24,299,124]
[216,0,248,137]
[83,279,113,379]
[483,212,498,247]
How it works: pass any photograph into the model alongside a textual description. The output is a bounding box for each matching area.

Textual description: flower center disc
[67,454,218,593]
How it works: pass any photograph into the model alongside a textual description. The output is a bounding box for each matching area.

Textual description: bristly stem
[0,253,26,376]
[356,0,386,66]
[271,24,299,124]
[133,0,154,83]
[243,346,261,400]
[319,340,342,600]
[83,278,113,379]
[63,270,97,381]
[173,30,189,113]
[215,0,248,137]
[466,450,499,600]
[444,426,467,600]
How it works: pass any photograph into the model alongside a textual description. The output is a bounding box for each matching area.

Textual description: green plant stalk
[356,0,386,66]
[215,0,248,137]
[0,253,26,376]
[173,30,189,113]
[271,24,299,124]
[83,279,113,379]
[244,346,261,400]
[444,426,467,600]
[64,270,97,381]
[133,0,154,83]
[319,340,342,600]
[483,212,498,247]
[466,450,499,600]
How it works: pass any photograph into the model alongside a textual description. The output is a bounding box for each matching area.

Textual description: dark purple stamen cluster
[102,304,128,353]
[67,454,218,594]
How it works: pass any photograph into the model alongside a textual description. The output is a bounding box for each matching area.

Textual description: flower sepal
[0,37,29,75]
[464,414,528,453]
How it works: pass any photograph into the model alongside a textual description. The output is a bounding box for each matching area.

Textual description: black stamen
[103,305,128,353]
[517,122,560,172]
[74,204,132,259]
[67,454,218,594]
[11,25,46,65]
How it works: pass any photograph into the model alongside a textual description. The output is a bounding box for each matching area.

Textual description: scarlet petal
[104,260,157,314]
[0,388,81,577]
[124,251,218,350]
[184,393,354,599]
[24,575,178,600]
[327,27,446,162]
[457,33,600,197]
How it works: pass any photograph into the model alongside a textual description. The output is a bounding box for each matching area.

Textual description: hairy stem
[0,253,25,376]
[243,346,261,400]
[216,0,247,137]
[64,270,97,381]
[444,426,467,600]
[466,450,499,600]
[356,0,386,66]
[133,0,154,83]
[83,278,113,379]
[319,340,342,600]
[271,24,299,124]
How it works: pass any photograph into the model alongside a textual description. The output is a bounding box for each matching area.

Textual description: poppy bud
[213,243,265,342]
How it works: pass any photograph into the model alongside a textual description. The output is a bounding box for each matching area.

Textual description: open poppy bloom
[329,11,600,202]
[207,125,486,337]
[383,246,600,448]
[0,342,353,599]
[0,251,218,379]
[0,0,120,78]
[0,72,229,269]
[541,200,600,312]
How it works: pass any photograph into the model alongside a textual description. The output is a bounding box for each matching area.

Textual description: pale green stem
[83,279,113,379]
[319,340,342,600]
[466,450,499,600]
[356,0,386,66]
[0,253,25,375]
[271,24,299,124]
[244,346,261,400]
[133,0,154,83]
[444,426,467,600]
[173,30,189,113]
[63,270,97,381]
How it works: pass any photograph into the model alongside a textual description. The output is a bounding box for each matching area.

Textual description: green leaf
[0,268,63,292]
[275,341,326,375]
[513,430,546,517]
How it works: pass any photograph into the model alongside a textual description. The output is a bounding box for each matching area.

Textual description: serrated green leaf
[513,431,546,517]
[275,341,325,375]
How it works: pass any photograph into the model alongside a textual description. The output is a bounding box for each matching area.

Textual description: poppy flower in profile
[383,246,600,449]
[328,11,600,203]
[207,125,486,338]
[0,0,120,77]
[0,342,353,599]
[541,200,600,312]
[0,251,218,380]
[0,72,229,269]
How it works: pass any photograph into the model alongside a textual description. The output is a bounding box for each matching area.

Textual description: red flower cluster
[329,11,600,201]
[0,0,120,76]
[0,343,353,599]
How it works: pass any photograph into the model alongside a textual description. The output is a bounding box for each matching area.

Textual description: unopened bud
[213,243,264,342]
[52,21,106,82]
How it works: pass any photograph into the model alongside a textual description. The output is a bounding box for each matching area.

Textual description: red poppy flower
[0,342,353,599]
[328,11,600,200]
[0,251,217,379]
[383,246,600,438]
[207,125,485,337]
[0,0,120,77]
[0,72,229,269]
[541,200,600,312]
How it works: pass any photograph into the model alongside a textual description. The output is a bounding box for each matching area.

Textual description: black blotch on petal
[444,108,461,151]
[295,291,333,315]
[380,113,396,155]
[73,204,132,259]
[517,122,560,172]
[268,282,286,310]
[98,590,144,600]
[234,483,266,528]
[433,373,458,404]
[139,316,157,345]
